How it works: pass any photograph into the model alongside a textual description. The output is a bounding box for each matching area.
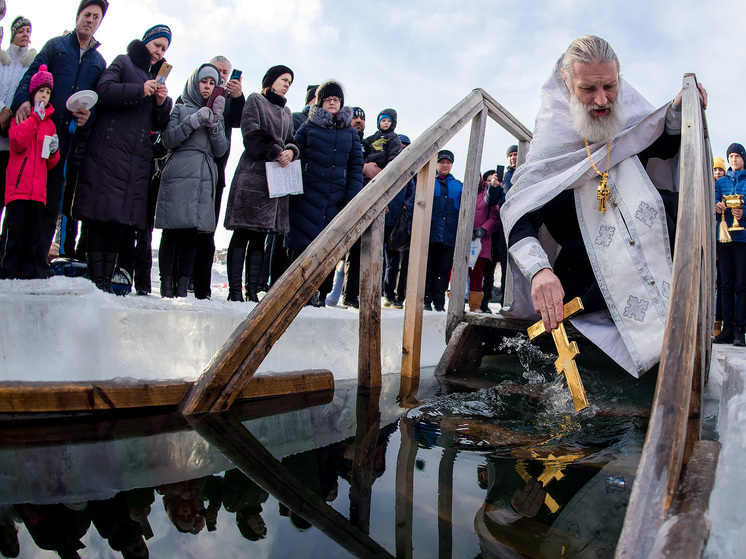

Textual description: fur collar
[308,105,353,129]
[0,45,37,67]
[127,40,152,72]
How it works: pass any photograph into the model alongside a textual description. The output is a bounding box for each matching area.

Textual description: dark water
[0,336,654,558]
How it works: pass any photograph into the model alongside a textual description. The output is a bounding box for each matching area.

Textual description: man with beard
[500,35,706,377]
[350,106,366,140]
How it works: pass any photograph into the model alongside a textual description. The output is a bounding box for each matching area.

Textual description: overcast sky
[13,0,742,248]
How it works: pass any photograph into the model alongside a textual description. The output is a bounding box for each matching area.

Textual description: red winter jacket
[5,106,60,205]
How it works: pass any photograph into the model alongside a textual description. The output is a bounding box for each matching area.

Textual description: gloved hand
[189,106,212,129]
[34,100,45,120]
[49,134,59,155]
[208,95,225,125]
[472,227,487,240]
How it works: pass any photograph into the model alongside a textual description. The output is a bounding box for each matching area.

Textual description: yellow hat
[714,157,727,172]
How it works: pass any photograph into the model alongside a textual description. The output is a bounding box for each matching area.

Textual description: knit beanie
[506,144,518,157]
[399,134,411,145]
[438,150,454,163]
[77,0,108,17]
[197,64,220,84]
[29,64,53,102]
[10,16,31,43]
[352,107,365,119]
[262,65,293,90]
[727,143,746,164]
[142,24,172,46]
[305,85,319,106]
[713,157,726,173]
[378,113,393,126]
[315,81,344,107]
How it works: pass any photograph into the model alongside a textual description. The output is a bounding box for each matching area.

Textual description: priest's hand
[531,268,565,331]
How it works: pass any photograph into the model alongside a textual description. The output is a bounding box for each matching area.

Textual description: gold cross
[527,297,589,412]
[597,173,610,212]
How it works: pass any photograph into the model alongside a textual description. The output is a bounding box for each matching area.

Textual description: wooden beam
[447,108,488,340]
[395,416,417,559]
[358,212,385,387]
[0,370,333,414]
[181,90,485,415]
[349,387,382,532]
[401,157,437,378]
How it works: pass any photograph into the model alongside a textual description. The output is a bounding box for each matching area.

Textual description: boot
[244,249,264,303]
[160,275,174,298]
[714,320,722,337]
[102,253,117,294]
[468,291,484,312]
[714,325,734,344]
[734,327,746,347]
[175,276,189,298]
[86,252,107,292]
[479,294,492,314]
[226,245,244,302]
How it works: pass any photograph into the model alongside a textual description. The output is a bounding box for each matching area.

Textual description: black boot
[86,252,107,292]
[102,253,118,294]
[714,326,735,344]
[226,246,244,302]
[175,276,189,298]
[245,249,264,303]
[734,327,745,347]
[160,275,174,298]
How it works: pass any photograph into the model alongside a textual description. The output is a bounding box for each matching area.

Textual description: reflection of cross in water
[515,452,585,513]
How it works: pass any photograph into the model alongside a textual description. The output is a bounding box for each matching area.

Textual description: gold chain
[585,139,611,212]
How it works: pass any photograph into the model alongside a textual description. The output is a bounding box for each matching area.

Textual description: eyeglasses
[324,97,341,104]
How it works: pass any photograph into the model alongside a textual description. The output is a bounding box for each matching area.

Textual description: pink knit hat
[29,64,54,102]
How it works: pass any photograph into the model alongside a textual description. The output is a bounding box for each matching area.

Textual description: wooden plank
[349,387,382,532]
[191,413,395,559]
[0,370,333,414]
[434,322,472,377]
[395,416,417,559]
[358,212,385,387]
[517,140,530,168]
[616,74,709,558]
[181,90,485,415]
[447,108,488,340]
[401,157,437,378]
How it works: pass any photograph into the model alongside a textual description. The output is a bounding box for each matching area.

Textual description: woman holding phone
[223,64,298,302]
[73,25,173,293]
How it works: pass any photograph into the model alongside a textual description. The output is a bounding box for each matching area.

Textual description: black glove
[472,227,487,240]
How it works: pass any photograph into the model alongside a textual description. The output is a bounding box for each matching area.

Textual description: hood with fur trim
[308,105,353,129]
[0,44,36,67]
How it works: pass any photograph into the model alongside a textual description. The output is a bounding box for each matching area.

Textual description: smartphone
[207,86,227,109]
[156,62,172,86]
[229,69,242,82]
[495,164,505,182]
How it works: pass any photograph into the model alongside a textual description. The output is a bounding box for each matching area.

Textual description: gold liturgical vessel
[528,297,589,412]
[725,194,745,232]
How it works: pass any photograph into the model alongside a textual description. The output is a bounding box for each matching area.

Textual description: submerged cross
[527,297,589,412]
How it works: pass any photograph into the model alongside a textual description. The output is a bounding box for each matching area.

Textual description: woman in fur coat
[223,64,298,302]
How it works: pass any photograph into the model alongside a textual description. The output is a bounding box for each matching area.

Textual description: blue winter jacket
[715,169,746,243]
[385,178,415,228]
[285,105,364,251]
[430,173,463,247]
[11,31,106,140]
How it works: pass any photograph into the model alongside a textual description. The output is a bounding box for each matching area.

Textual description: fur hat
[506,144,518,157]
[438,149,454,163]
[142,24,172,46]
[29,64,53,102]
[713,157,726,173]
[262,65,293,90]
[10,16,31,44]
[315,80,344,107]
[727,143,746,164]
[77,0,108,17]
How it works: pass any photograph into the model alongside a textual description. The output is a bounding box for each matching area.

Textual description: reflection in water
[1,355,652,558]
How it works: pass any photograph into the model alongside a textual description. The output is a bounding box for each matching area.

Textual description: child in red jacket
[0,64,60,279]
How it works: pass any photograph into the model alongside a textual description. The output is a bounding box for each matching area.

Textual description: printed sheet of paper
[266,160,304,198]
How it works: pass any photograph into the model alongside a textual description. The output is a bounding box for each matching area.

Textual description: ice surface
[0,274,447,382]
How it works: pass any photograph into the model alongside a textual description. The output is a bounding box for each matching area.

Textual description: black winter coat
[285,106,364,251]
[73,40,172,229]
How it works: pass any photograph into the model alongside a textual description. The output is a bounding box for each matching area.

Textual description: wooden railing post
[401,157,437,378]
[447,107,488,340]
[358,212,386,387]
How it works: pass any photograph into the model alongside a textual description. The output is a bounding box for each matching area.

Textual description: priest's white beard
[569,91,624,143]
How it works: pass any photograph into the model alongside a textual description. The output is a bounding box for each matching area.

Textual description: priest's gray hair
[561,35,619,81]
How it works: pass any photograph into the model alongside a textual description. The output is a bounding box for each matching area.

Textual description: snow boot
[244,249,264,303]
[226,245,244,302]
[86,252,107,292]
[160,275,174,298]
[102,253,118,294]
[714,326,734,344]
[175,277,189,298]
[468,291,484,312]
[734,328,746,347]
[714,320,722,337]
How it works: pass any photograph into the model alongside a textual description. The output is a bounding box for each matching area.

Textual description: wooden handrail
[615,74,713,557]
[180,89,534,414]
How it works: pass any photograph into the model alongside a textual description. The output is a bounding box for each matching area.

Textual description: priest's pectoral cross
[527,297,589,412]
[597,173,610,213]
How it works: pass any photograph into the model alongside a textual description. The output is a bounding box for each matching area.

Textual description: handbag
[388,209,412,251]
[469,237,481,268]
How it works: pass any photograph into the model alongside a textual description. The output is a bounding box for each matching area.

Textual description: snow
[0,273,447,383]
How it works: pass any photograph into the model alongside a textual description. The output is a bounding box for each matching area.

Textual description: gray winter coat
[155,64,228,232]
[223,90,299,233]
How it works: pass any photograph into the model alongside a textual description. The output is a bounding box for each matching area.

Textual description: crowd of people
[0,0,521,314]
